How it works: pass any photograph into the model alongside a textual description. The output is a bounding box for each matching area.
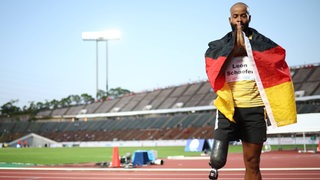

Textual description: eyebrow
[231,12,248,16]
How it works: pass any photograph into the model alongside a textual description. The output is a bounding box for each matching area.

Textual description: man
[205,2,297,180]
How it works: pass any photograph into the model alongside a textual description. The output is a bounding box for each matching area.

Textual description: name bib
[225,56,255,82]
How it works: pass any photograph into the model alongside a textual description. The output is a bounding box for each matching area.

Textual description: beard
[230,22,250,34]
[230,22,252,37]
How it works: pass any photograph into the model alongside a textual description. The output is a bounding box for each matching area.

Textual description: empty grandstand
[0,63,319,148]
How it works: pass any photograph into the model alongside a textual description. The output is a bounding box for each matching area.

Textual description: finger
[236,22,242,31]
[236,25,243,45]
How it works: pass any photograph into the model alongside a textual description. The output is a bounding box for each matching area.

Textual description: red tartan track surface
[0,151,319,180]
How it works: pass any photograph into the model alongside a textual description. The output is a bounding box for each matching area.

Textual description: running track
[0,151,319,180]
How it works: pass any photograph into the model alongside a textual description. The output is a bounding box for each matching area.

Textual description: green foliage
[0,87,131,119]
[108,87,131,99]
[0,100,21,116]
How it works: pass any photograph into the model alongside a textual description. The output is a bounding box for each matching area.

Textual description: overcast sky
[0,0,319,107]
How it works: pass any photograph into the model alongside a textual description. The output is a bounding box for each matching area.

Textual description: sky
[0,0,319,108]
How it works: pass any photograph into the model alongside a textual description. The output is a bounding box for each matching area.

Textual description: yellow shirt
[225,56,264,107]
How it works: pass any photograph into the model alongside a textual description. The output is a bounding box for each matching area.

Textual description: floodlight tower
[82,30,121,99]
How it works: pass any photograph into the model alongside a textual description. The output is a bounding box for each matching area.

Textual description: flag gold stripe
[265,82,297,127]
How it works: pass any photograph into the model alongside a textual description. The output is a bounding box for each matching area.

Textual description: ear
[248,15,251,23]
[229,17,231,23]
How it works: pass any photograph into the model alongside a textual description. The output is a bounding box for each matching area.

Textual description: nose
[236,16,242,22]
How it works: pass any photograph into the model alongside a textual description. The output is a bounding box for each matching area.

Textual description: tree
[0,100,21,116]
[70,95,81,105]
[44,100,51,109]
[80,93,94,104]
[50,99,60,109]
[23,101,37,113]
[97,89,107,101]
[108,87,131,99]
[36,101,45,110]
[0,87,131,118]
[60,97,72,108]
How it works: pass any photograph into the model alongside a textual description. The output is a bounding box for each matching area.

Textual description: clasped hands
[232,22,247,57]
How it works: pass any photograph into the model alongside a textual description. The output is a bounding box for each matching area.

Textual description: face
[229,4,251,32]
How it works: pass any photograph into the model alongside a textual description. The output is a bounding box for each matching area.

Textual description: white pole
[96,40,99,100]
[303,132,306,152]
[106,41,109,97]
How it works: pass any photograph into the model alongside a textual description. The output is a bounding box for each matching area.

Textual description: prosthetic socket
[209,139,229,169]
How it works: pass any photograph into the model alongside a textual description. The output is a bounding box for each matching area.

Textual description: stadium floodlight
[82,30,121,99]
[82,30,121,41]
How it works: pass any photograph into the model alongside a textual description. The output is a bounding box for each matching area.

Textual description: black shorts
[213,106,267,144]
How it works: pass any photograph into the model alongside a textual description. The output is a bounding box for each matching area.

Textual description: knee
[209,139,229,169]
[244,155,260,170]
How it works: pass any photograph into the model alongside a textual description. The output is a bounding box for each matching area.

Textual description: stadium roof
[267,113,320,134]
[75,105,216,119]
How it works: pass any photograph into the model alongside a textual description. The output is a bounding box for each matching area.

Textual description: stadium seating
[0,64,319,143]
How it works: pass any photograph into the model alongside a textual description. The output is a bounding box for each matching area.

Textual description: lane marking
[0,167,319,171]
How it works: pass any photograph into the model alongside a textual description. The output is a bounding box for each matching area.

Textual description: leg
[208,110,238,179]
[208,139,229,180]
[209,139,229,169]
[242,141,263,180]
[235,107,267,179]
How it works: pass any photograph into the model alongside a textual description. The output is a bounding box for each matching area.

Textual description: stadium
[1,0,320,178]
[0,63,319,179]
[1,63,319,146]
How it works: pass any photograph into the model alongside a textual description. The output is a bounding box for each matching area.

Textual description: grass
[0,146,220,165]
[0,144,316,165]
[0,146,238,165]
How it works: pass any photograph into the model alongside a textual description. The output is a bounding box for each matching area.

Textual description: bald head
[230,2,250,15]
[229,2,251,33]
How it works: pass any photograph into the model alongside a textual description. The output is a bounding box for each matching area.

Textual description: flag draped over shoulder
[205,28,297,127]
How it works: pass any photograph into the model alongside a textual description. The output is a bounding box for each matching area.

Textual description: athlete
[205,2,297,180]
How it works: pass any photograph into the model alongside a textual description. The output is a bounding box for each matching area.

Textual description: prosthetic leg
[208,139,229,180]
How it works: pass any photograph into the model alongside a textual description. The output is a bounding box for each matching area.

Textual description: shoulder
[206,32,234,58]
[250,28,281,51]
[208,32,233,48]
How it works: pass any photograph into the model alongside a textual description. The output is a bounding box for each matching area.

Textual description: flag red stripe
[253,46,292,88]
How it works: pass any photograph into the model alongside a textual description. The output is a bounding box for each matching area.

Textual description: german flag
[205,28,297,127]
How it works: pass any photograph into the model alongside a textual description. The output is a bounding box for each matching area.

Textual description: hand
[235,22,245,48]
[232,22,246,56]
